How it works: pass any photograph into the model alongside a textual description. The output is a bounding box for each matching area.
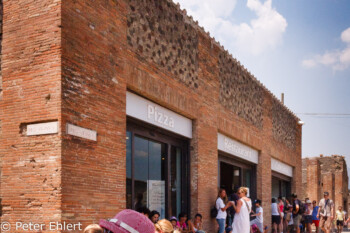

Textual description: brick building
[0,0,302,232]
[302,155,349,212]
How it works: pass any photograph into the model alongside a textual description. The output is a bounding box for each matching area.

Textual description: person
[134,193,144,210]
[231,187,252,233]
[343,212,350,230]
[250,199,263,233]
[228,187,239,226]
[216,188,233,233]
[136,206,151,217]
[316,191,334,233]
[83,224,103,233]
[285,205,294,233]
[291,193,302,233]
[155,219,180,233]
[336,206,345,233]
[278,197,284,233]
[177,212,189,231]
[170,216,179,230]
[99,209,155,233]
[283,199,291,233]
[150,210,160,223]
[311,200,320,233]
[304,200,313,233]
[192,213,205,233]
[271,198,281,233]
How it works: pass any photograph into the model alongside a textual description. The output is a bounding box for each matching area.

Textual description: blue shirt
[312,206,319,220]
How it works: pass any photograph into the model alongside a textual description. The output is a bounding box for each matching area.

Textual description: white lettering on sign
[126,92,192,138]
[147,105,175,128]
[66,123,97,141]
[271,158,293,177]
[27,122,59,136]
[218,133,259,164]
[224,137,253,158]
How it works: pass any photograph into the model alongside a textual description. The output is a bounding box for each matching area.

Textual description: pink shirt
[176,222,187,230]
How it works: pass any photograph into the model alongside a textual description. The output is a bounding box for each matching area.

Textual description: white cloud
[173,0,287,56]
[302,27,350,71]
[341,27,350,44]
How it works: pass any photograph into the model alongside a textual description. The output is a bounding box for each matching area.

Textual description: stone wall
[302,155,349,211]
[219,52,264,128]
[272,98,297,150]
[127,0,199,89]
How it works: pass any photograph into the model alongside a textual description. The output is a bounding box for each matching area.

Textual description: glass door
[127,133,166,219]
[126,121,190,219]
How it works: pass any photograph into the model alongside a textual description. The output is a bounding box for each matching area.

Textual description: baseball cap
[99,209,155,233]
[306,200,312,204]
[169,216,177,222]
[324,192,329,196]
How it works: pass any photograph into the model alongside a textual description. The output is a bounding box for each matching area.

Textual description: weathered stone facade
[0,0,302,232]
[272,98,297,150]
[302,155,349,212]
[219,52,264,128]
[127,0,199,89]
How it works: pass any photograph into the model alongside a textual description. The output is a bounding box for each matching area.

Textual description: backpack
[297,200,306,215]
[210,199,218,218]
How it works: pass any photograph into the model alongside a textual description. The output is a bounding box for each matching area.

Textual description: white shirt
[216,198,227,219]
[271,203,279,216]
[256,206,263,223]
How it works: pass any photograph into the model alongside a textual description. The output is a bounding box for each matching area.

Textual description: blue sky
[173,0,350,161]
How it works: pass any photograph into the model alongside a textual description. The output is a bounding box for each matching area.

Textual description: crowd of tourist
[80,189,348,233]
[269,191,348,233]
[214,187,349,233]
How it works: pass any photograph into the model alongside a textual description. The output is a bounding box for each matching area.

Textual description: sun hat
[99,209,155,233]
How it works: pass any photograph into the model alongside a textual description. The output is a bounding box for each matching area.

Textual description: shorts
[319,216,332,230]
[312,220,319,227]
[337,220,344,226]
[304,215,313,224]
[272,215,281,225]
[293,214,302,227]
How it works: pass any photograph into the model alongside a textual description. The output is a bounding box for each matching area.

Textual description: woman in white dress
[231,187,252,233]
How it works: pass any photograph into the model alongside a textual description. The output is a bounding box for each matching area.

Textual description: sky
[173,0,350,163]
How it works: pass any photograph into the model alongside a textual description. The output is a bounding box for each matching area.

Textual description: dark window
[126,120,189,218]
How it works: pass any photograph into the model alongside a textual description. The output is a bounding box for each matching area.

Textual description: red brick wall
[0,0,62,231]
[61,0,128,227]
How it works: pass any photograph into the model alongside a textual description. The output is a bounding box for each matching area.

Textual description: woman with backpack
[216,188,233,233]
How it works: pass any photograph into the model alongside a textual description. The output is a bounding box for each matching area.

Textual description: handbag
[210,198,219,218]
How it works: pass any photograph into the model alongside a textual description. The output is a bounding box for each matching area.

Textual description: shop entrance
[219,154,256,201]
[126,119,190,219]
[271,172,291,199]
